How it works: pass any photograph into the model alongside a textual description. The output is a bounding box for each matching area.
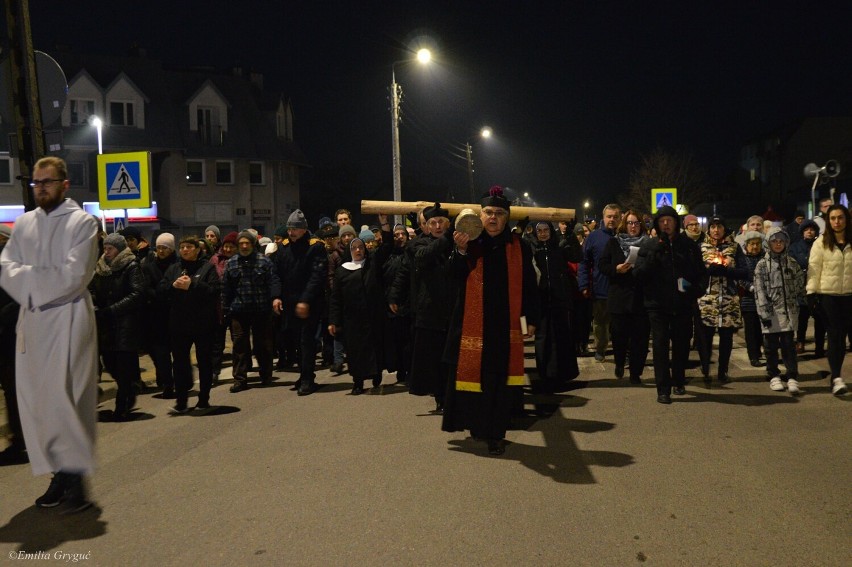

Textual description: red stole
[456,234,525,392]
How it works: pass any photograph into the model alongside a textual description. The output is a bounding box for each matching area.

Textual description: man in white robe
[0,156,98,513]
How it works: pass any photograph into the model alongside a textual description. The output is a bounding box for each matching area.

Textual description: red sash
[456,235,525,392]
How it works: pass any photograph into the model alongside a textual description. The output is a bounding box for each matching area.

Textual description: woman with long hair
[806,204,852,396]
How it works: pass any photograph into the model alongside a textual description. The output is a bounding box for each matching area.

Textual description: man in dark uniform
[442,187,539,456]
[270,210,328,396]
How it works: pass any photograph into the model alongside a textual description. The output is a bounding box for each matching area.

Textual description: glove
[706,264,727,277]
[806,294,820,311]
[761,319,772,329]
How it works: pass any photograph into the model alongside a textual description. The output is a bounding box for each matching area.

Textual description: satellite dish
[0,50,67,128]
[35,51,68,126]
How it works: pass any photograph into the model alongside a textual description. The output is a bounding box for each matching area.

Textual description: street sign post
[651,188,678,214]
[97,151,152,210]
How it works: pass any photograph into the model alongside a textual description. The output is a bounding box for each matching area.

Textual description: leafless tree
[618,147,711,214]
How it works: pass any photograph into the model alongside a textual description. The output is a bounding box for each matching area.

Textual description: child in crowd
[754,228,805,394]
[737,231,766,366]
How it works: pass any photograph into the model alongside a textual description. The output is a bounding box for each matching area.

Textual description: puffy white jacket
[806,236,852,295]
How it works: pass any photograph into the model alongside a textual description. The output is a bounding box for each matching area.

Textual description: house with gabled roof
[0,48,309,237]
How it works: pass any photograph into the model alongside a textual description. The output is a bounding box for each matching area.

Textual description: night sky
[26,1,852,210]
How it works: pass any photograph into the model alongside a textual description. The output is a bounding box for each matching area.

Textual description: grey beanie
[205,225,221,240]
[287,209,308,229]
[237,230,257,246]
[104,233,127,251]
[339,224,357,238]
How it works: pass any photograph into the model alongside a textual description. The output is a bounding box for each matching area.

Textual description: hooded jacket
[754,227,804,333]
[633,206,707,314]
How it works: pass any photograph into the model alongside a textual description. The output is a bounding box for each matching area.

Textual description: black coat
[159,258,221,331]
[633,232,707,315]
[90,253,145,352]
[383,243,411,317]
[598,236,646,315]
[269,235,328,312]
[407,232,456,331]
[329,242,392,379]
[532,229,583,310]
[140,251,178,329]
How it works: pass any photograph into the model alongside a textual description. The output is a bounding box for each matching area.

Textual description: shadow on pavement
[0,505,107,552]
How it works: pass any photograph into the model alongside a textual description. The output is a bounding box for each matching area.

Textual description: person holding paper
[633,206,707,404]
[442,187,540,456]
[599,210,651,384]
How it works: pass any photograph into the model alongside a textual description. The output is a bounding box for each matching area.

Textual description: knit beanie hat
[339,225,357,239]
[205,225,221,240]
[574,223,586,235]
[287,209,308,229]
[104,233,127,251]
[318,216,333,229]
[684,214,699,226]
[223,231,239,246]
[237,230,257,246]
[743,230,763,243]
[359,228,375,241]
[274,224,288,238]
[118,226,141,240]
[481,186,510,212]
[156,232,176,250]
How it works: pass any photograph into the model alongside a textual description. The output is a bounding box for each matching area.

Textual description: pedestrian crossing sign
[97,151,152,210]
[651,188,678,214]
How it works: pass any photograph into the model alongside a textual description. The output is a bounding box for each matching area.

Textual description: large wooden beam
[361,200,575,222]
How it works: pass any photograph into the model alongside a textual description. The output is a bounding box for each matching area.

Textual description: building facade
[0,49,309,237]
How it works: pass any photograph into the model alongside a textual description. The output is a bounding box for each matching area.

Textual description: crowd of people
[1,157,850,513]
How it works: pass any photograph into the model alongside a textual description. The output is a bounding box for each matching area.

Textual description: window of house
[0,157,11,184]
[249,161,264,185]
[70,99,95,125]
[197,106,222,145]
[110,101,134,126]
[186,160,205,184]
[66,162,86,187]
[216,161,233,184]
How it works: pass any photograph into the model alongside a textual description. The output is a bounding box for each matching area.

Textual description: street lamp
[390,49,431,222]
[583,200,591,220]
[90,116,103,155]
[466,126,493,202]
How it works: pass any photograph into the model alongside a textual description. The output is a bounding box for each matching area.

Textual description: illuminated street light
[390,48,431,222]
[90,116,103,155]
[466,126,494,202]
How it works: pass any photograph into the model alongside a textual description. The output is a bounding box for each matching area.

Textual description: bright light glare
[480,127,492,139]
[417,49,432,64]
[523,192,530,198]
[584,201,590,208]
[91,116,102,128]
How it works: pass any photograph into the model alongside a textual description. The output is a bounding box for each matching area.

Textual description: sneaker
[35,473,66,507]
[594,353,605,362]
[195,399,211,410]
[58,473,92,515]
[769,377,785,392]
[831,377,848,396]
[787,379,800,395]
[172,399,190,414]
[230,381,249,393]
[673,386,686,395]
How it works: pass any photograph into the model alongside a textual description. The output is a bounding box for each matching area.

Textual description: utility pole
[3,0,42,211]
[465,141,475,203]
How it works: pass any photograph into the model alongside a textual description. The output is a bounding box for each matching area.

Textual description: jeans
[699,325,735,376]
[819,294,852,378]
[592,298,611,356]
[647,309,692,394]
[231,312,274,383]
[763,331,798,380]
[741,311,764,361]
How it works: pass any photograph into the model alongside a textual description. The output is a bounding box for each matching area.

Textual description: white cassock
[0,198,98,476]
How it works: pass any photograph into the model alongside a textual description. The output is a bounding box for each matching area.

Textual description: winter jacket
[806,235,852,296]
[698,235,744,328]
[89,247,145,352]
[598,234,647,315]
[754,249,804,333]
[577,226,616,299]
[531,225,583,310]
[735,247,764,313]
[633,207,707,315]
[221,252,279,316]
[269,234,328,311]
[383,242,411,318]
[407,232,457,331]
[160,258,221,331]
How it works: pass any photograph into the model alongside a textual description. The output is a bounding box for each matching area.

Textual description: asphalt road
[0,334,849,566]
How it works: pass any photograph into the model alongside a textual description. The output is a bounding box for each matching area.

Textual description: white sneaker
[769,377,785,391]
[831,377,848,396]
[787,378,800,395]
